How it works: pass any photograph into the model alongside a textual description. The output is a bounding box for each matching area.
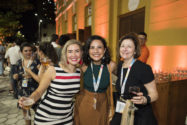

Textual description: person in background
[74,35,116,125]
[19,40,82,125]
[56,34,70,61]
[5,39,22,98]
[24,42,58,83]
[110,33,158,125]
[138,32,150,63]
[13,42,40,125]
[0,41,5,76]
[50,34,59,48]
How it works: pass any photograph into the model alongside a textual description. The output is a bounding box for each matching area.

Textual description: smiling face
[89,39,106,64]
[22,46,32,59]
[120,39,135,61]
[66,44,82,66]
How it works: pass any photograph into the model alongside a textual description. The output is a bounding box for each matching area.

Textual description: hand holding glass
[129,86,140,98]
[41,58,51,66]
[22,97,34,120]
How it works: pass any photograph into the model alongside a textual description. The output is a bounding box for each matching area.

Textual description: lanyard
[120,59,135,95]
[90,62,104,92]
[22,59,32,74]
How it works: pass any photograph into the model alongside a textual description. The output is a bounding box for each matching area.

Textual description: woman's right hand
[18,97,35,109]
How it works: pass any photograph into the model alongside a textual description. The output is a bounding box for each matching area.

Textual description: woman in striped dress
[19,40,82,125]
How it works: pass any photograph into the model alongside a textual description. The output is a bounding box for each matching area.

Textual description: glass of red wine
[129,86,140,98]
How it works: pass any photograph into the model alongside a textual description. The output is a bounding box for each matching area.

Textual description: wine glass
[22,97,34,120]
[129,86,140,98]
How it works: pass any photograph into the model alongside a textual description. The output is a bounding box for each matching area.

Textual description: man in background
[50,34,59,48]
[0,41,5,76]
[5,39,22,98]
[138,32,150,63]
[56,34,70,61]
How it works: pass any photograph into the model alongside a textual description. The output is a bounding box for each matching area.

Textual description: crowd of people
[0,32,158,125]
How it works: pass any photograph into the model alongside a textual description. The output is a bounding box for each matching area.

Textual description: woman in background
[13,42,40,125]
[24,42,58,83]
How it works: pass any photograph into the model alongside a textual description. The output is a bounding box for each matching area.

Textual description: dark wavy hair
[83,35,111,65]
[118,32,141,59]
[58,35,70,46]
[20,42,32,52]
[39,42,58,64]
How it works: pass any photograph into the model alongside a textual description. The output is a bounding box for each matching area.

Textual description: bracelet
[145,95,151,104]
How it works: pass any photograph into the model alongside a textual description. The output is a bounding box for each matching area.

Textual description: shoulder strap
[107,64,115,119]
[79,68,84,91]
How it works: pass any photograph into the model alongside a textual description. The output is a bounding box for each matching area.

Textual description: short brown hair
[118,32,141,59]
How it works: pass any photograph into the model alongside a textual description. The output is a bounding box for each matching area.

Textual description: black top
[116,60,154,108]
[111,60,157,125]
[15,58,40,97]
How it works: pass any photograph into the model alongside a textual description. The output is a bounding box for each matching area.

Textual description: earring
[67,60,69,64]
[79,59,83,65]
[120,57,124,61]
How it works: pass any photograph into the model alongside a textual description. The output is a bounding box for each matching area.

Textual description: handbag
[120,99,137,125]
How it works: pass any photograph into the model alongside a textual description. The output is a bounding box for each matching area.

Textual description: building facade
[54,0,187,72]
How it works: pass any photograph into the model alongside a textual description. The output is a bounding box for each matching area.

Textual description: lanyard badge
[90,62,104,110]
[22,59,32,87]
[120,59,136,96]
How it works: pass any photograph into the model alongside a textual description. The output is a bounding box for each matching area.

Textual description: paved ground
[0,75,34,125]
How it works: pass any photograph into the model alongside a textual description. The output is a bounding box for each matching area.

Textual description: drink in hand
[41,58,51,66]
[129,86,140,98]
[23,98,34,110]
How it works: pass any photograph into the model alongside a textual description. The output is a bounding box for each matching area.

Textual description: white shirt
[5,45,22,65]
[51,42,58,48]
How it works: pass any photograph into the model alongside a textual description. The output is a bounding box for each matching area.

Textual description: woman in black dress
[110,33,158,125]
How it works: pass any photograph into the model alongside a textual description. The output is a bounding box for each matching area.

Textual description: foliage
[0,11,22,37]
[0,0,33,39]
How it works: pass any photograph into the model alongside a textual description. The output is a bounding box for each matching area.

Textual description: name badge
[115,100,126,114]
[22,79,28,87]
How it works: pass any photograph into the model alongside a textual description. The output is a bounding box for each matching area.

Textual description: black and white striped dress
[34,65,80,125]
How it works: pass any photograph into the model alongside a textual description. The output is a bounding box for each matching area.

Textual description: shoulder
[46,66,56,76]
[108,60,117,72]
[81,64,88,72]
[134,60,151,68]
[133,60,154,76]
[15,59,22,66]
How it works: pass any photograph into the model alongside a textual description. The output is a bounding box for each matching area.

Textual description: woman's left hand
[131,92,147,105]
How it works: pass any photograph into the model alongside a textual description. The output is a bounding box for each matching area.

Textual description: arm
[4,49,9,59]
[24,66,40,83]
[81,64,87,72]
[30,66,56,103]
[144,80,158,102]
[131,80,158,105]
[109,60,117,74]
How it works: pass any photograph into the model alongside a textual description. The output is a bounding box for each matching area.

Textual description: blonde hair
[60,39,82,67]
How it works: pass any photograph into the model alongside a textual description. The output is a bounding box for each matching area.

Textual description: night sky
[0,0,55,43]
[20,10,38,42]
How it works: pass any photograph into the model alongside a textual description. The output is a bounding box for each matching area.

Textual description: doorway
[118,7,145,39]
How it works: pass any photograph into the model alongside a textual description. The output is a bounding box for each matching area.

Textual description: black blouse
[116,60,154,101]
